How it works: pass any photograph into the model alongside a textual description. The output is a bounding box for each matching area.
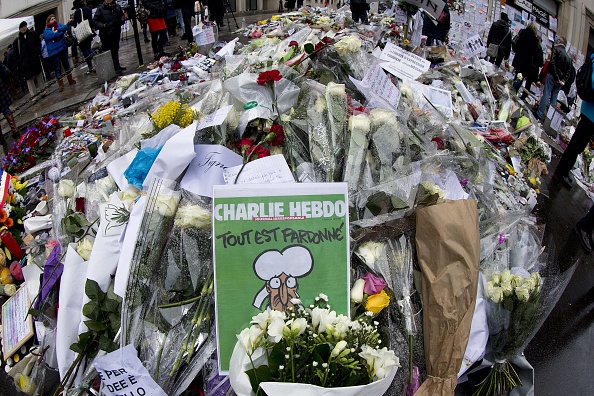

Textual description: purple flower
[361,272,388,295]
[12,158,17,165]
[24,147,30,154]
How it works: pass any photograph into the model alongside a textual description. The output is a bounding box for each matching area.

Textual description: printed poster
[213,183,350,373]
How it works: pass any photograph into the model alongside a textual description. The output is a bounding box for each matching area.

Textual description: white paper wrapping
[141,121,198,190]
[229,341,397,396]
[56,244,89,381]
[458,274,488,378]
[23,214,53,234]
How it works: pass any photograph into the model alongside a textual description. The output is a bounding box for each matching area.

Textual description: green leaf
[82,301,99,320]
[108,313,121,332]
[70,342,83,354]
[304,43,315,54]
[101,298,120,313]
[78,331,92,344]
[246,365,272,395]
[281,47,295,63]
[28,308,41,317]
[85,320,107,332]
[85,279,105,302]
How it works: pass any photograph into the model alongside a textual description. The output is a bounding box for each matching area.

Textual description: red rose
[268,124,285,146]
[246,145,270,161]
[289,41,299,47]
[257,70,282,85]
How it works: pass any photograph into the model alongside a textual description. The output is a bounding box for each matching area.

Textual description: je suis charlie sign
[213,183,350,373]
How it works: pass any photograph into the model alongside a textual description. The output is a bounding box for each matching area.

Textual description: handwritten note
[180,145,243,197]
[196,105,234,131]
[379,42,431,81]
[350,64,401,110]
[195,26,215,45]
[393,6,407,23]
[2,285,34,357]
[223,155,295,185]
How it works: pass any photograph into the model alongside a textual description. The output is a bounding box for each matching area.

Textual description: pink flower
[362,272,387,295]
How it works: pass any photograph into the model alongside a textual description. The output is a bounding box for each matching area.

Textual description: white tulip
[350,278,366,303]
[76,238,94,261]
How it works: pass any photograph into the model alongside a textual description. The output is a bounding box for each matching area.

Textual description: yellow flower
[271,15,280,21]
[364,289,390,314]
[404,39,410,45]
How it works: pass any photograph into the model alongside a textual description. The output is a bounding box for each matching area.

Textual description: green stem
[247,352,263,396]
[155,330,169,379]
[157,295,202,309]
[290,342,295,383]
[408,333,413,384]
[234,141,263,184]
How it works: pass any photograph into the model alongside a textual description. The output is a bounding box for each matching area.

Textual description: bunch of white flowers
[486,269,541,304]
[359,345,400,380]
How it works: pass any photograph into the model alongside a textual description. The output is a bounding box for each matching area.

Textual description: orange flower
[0,210,7,223]
[4,218,13,228]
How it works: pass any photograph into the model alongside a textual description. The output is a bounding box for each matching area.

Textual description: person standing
[536,36,573,119]
[576,203,594,251]
[210,0,225,27]
[511,22,540,93]
[72,0,96,74]
[179,0,195,46]
[422,5,450,46]
[486,13,512,67]
[142,0,169,60]
[93,0,126,74]
[350,0,369,24]
[552,54,594,190]
[12,21,44,101]
[0,64,19,144]
[520,37,544,99]
[44,15,77,92]
[166,0,178,38]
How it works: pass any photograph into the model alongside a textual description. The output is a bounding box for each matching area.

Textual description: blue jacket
[43,23,68,57]
[581,54,594,123]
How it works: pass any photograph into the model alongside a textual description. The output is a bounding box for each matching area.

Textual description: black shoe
[144,38,150,43]
[552,172,573,190]
[576,224,593,252]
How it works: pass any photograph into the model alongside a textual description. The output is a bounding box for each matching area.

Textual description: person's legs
[536,73,556,119]
[550,84,561,108]
[80,41,94,71]
[3,107,18,138]
[555,115,594,178]
[494,53,504,67]
[577,203,594,250]
[25,78,38,97]
[158,29,168,54]
[150,30,159,56]
[181,4,193,45]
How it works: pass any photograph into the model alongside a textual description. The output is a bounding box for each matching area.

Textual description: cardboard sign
[400,0,445,19]
[94,344,167,396]
[461,34,486,58]
[195,26,215,46]
[2,285,34,357]
[380,42,431,81]
[213,183,350,373]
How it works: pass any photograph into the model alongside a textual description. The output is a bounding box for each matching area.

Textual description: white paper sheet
[141,121,197,190]
[196,105,234,131]
[56,244,89,380]
[22,265,42,303]
[379,42,431,81]
[223,155,295,185]
[180,144,243,197]
[107,149,138,191]
[349,64,401,110]
[94,344,167,396]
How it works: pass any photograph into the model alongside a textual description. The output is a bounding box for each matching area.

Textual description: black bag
[284,1,289,8]
[63,33,75,47]
[576,57,594,102]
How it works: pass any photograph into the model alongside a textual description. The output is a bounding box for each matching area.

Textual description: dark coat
[562,64,576,95]
[549,44,573,84]
[511,28,540,76]
[526,45,544,83]
[422,5,450,43]
[487,19,512,59]
[12,29,43,79]
[0,65,13,112]
[142,0,167,18]
[73,6,95,45]
[93,3,125,37]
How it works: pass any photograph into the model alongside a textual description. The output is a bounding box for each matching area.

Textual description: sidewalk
[0,10,279,154]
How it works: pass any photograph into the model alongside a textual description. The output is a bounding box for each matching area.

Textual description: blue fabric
[124,147,162,189]
[581,54,594,123]
[44,23,68,57]
[537,73,562,119]
[52,49,70,79]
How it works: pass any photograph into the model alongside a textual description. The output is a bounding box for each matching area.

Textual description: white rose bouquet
[230,294,399,396]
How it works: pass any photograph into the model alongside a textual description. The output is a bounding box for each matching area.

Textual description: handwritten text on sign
[379,42,431,81]
[94,344,167,396]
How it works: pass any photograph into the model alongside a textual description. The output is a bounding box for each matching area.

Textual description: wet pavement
[1,10,593,396]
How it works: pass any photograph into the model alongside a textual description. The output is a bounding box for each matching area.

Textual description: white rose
[488,286,504,303]
[349,114,371,135]
[119,186,140,208]
[96,175,116,195]
[326,82,346,97]
[175,205,211,228]
[500,269,513,284]
[490,273,501,285]
[155,193,180,217]
[334,36,362,56]
[356,241,384,265]
[2,284,17,296]
[369,109,397,127]
[76,238,94,261]
[511,275,523,288]
[350,278,366,303]
[515,285,530,303]
[57,180,75,198]
[314,97,327,113]
[500,281,513,297]
[530,272,541,293]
